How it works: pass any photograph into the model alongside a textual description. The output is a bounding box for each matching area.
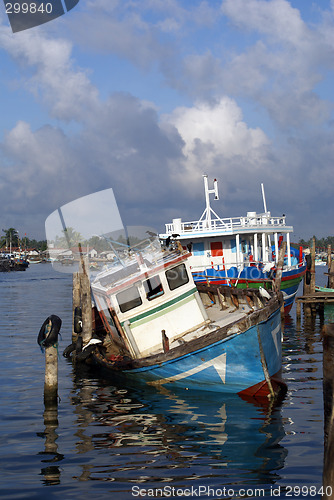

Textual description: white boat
[160,175,306,313]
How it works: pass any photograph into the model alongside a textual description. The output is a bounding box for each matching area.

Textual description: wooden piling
[274,241,286,292]
[302,238,316,317]
[44,342,58,405]
[80,270,93,345]
[38,316,62,405]
[72,272,81,343]
[311,237,316,293]
[323,324,334,499]
[328,248,334,290]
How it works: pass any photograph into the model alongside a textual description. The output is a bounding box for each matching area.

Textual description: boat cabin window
[143,275,164,301]
[192,242,204,255]
[98,296,117,330]
[116,285,142,313]
[165,264,189,291]
[210,241,223,256]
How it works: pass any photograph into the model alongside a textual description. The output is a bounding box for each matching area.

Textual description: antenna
[261,183,268,213]
[202,174,220,228]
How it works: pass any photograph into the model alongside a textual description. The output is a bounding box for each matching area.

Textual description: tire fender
[38,315,62,348]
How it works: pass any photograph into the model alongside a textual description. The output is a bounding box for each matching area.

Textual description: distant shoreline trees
[297,236,334,250]
[1,228,47,251]
[1,227,334,253]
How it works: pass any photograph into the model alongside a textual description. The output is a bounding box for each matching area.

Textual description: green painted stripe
[121,287,198,327]
[236,276,303,291]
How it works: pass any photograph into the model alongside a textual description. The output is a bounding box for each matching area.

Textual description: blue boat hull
[119,309,282,395]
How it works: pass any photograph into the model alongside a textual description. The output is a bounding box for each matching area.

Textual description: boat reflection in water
[68,371,287,491]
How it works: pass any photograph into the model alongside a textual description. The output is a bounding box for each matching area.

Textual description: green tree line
[3,226,333,253]
[1,228,47,251]
[298,235,334,250]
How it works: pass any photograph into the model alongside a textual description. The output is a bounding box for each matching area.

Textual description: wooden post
[80,260,92,345]
[44,333,58,404]
[296,299,301,321]
[329,246,334,290]
[323,324,334,499]
[38,316,62,404]
[303,240,315,317]
[328,245,332,272]
[274,241,286,291]
[311,237,316,293]
[72,272,81,343]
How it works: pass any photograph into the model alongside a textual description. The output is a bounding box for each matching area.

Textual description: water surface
[0,264,328,499]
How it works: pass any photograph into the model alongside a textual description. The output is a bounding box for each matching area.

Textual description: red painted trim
[284,303,293,314]
[238,370,287,403]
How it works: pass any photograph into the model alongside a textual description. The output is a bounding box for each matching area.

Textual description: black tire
[76,335,83,354]
[37,315,62,348]
[76,344,97,361]
[63,343,76,358]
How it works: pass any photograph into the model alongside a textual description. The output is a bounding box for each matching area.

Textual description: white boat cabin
[161,175,299,274]
[91,247,209,359]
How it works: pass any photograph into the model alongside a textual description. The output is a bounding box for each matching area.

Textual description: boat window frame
[116,285,143,313]
[165,263,189,291]
[143,274,164,301]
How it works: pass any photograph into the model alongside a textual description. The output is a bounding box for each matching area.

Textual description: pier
[296,240,334,320]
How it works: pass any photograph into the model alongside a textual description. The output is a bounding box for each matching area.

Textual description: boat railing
[165,213,287,235]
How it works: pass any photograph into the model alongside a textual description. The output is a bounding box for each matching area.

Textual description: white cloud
[221,0,308,47]
[161,97,273,208]
[0,25,99,121]
[1,1,334,240]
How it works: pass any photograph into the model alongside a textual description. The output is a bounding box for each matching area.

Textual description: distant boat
[27,257,43,264]
[0,253,29,271]
[315,259,327,266]
[315,285,334,293]
[160,175,306,314]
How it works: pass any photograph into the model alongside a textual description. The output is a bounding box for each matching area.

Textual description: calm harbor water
[0,263,328,499]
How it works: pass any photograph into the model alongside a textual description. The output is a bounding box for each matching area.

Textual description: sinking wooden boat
[44,187,285,399]
[68,241,285,400]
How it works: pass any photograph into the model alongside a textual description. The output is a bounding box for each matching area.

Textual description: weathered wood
[80,270,93,345]
[302,238,316,316]
[296,300,301,321]
[44,342,58,404]
[296,294,334,303]
[323,324,334,499]
[329,257,334,290]
[311,237,316,293]
[72,272,81,343]
[274,241,286,291]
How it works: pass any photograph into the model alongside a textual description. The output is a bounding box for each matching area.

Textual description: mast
[261,183,267,213]
[202,174,219,228]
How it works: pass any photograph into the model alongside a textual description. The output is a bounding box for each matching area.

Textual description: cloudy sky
[0,0,333,242]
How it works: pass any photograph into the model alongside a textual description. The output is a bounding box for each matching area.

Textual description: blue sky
[0,0,334,241]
